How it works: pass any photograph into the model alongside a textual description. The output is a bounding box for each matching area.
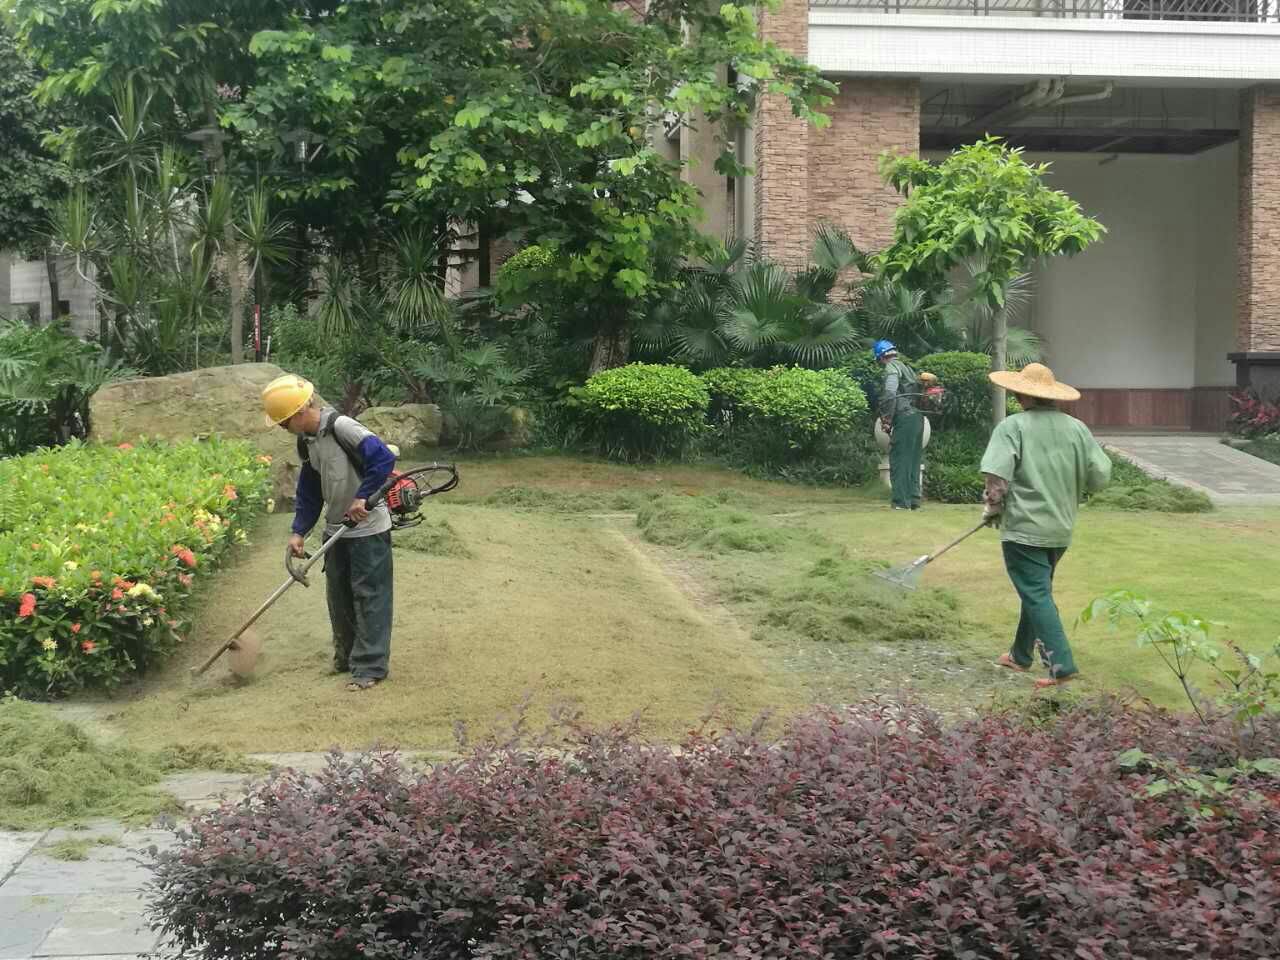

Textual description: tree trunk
[588,323,632,375]
[478,219,491,289]
[205,103,244,363]
[991,301,1008,429]
[44,248,61,324]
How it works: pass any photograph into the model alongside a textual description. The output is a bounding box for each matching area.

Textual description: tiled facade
[1238,87,1280,350]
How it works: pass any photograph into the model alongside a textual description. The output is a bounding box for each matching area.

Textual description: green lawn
[89,454,1280,752]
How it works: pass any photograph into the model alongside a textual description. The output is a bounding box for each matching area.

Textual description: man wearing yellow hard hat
[979,363,1111,689]
[263,373,398,692]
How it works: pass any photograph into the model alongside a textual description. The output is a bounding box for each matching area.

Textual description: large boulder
[89,363,322,507]
[357,404,443,451]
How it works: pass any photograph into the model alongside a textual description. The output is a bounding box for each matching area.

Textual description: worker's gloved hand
[981,503,1002,528]
[288,533,306,558]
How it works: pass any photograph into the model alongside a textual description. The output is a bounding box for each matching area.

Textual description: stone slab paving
[1100,433,1280,506]
[0,768,272,960]
[0,757,369,959]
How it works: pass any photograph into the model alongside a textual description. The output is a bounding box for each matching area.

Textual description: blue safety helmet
[872,339,897,361]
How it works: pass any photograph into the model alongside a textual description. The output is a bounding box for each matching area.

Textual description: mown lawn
[95,454,1280,752]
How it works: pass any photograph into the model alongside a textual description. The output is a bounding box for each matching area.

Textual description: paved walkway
[1100,433,1280,506]
[0,762,317,960]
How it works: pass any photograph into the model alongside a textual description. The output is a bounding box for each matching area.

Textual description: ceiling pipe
[1054,82,1116,108]
[966,79,1062,130]
[963,79,1115,131]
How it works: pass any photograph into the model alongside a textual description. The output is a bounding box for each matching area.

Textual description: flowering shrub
[1228,389,1280,438]
[149,701,1280,960]
[0,439,270,697]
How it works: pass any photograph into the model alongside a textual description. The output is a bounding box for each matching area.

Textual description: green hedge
[923,428,989,504]
[915,352,993,430]
[569,363,710,460]
[701,366,868,466]
[0,440,271,697]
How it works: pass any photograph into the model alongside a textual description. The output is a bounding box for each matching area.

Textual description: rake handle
[926,519,992,564]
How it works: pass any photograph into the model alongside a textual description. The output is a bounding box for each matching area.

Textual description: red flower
[171,546,198,568]
[32,576,56,590]
[178,573,194,588]
[91,570,102,580]
[31,543,40,551]
[81,640,96,654]
[71,623,82,634]
[224,484,238,501]
[18,593,36,618]
[111,587,124,601]
[117,442,134,450]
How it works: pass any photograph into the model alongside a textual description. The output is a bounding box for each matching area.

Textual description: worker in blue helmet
[874,340,925,510]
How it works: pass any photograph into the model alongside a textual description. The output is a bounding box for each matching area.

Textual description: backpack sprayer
[192,459,459,678]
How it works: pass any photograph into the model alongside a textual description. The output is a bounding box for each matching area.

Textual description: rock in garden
[89,363,320,508]
[356,404,443,451]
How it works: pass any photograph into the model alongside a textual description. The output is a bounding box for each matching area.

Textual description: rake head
[873,555,930,591]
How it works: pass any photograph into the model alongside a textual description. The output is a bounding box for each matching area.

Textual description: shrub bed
[0,439,270,697]
[923,427,989,504]
[148,701,1280,959]
[569,363,709,461]
[915,351,992,429]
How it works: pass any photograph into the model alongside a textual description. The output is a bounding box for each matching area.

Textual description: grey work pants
[325,531,394,680]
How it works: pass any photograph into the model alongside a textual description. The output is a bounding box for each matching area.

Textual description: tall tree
[876,138,1105,426]
[12,0,317,360]
[225,0,834,371]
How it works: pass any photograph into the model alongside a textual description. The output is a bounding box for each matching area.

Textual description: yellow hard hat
[262,374,315,427]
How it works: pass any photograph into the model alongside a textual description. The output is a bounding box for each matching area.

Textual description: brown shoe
[995,653,1029,673]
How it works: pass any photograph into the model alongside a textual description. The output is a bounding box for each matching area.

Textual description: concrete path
[1100,433,1280,506]
[0,763,302,960]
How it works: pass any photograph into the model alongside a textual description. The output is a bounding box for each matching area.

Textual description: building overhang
[810,11,1280,84]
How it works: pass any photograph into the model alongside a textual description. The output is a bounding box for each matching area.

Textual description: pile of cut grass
[0,698,261,829]
[636,493,788,553]
[1088,454,1213,514]
[756,556,973,647]
[44,835,120,861]
[393,514,473,558]
[480,485,658,513]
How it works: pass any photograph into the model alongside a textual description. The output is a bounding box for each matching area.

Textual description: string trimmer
[192,462,459,677]
[873,518,992,591]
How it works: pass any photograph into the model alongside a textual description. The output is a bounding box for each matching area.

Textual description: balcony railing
[810,0,1280,22]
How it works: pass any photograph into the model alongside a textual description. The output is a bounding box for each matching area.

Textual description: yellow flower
[142,616,154,627]
[265,498,276,514]
[126,583,160,601]
[234,530,248,544]
[41,637,57,652]
[63,560,79,571]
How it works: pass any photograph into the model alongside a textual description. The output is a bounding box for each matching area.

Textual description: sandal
[345,677,382,692]
[995,653,1029,673]
[1035,675,1078,689]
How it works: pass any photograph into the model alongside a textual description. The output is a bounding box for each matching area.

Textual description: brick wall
[1237,86,1280,353]
[755,0,918,268]
[754,0,811,269]
[809,77,920,254]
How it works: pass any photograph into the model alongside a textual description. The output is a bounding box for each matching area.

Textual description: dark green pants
[1002,541,1077,679]
[326,531,394,680]
[889,410,924,508]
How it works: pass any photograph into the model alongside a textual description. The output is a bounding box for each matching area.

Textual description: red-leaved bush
[1229,389,1280,438]
[147,701,1280,959]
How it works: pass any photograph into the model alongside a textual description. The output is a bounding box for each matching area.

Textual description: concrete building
[1,252,98,336]
[707,0,1280,430]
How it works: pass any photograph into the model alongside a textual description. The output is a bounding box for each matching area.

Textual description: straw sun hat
[988,363,1081,402]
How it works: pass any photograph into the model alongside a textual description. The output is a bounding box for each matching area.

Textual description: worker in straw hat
[979,362,1111,688]
[262,373,398,692]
